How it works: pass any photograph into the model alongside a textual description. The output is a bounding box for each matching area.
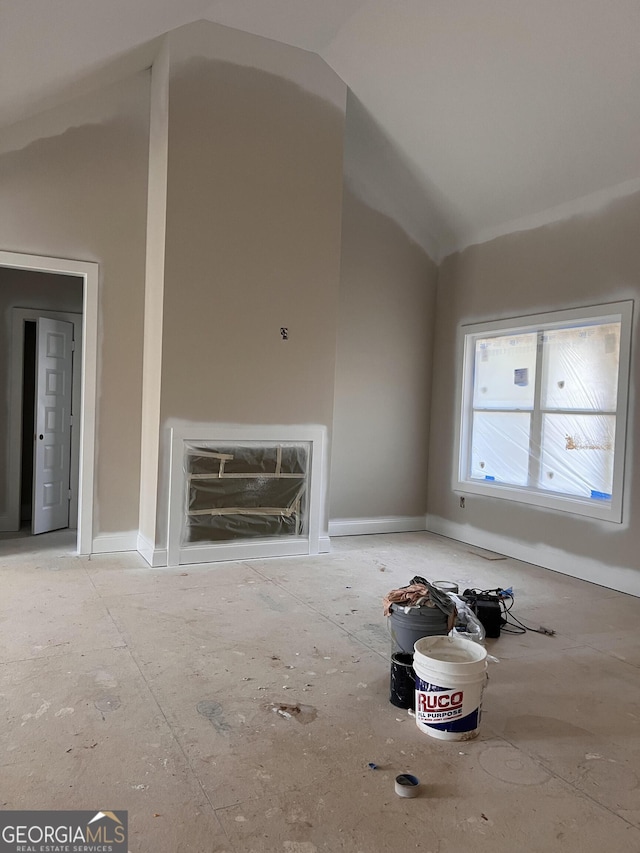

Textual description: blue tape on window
[484,475,495,481]
[590,490,612,501]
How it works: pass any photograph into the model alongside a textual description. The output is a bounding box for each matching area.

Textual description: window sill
[456,479,622,523]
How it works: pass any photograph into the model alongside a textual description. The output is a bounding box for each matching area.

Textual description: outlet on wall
[459,496,465,509]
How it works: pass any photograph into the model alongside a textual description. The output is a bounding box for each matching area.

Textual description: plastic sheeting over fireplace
[167,425,326,566]
[186,442,309,542]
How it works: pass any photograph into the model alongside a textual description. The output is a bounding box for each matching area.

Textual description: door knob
[39,434,44,440]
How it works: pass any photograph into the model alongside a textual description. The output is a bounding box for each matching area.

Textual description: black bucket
[389,652,415,709]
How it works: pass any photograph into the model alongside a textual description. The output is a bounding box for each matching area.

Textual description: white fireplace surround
[167,424,328,566]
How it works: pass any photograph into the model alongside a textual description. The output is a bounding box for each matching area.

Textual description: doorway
[13,310,82,534]
[21,321,36,525]
[0,251,98,555]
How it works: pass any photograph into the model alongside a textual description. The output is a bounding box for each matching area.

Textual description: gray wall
[330,188,438,520]
[330,91,439,524]
[428,191,640,594]
[0,73,150,536]
[0,269,83,518]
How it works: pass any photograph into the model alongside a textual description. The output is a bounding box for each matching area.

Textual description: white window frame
[455,301,633,523]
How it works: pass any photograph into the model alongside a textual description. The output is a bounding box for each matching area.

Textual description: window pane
[473,333,537,409]
[470,412,531,486]
[539,413,615,498]
[541,322,620,411]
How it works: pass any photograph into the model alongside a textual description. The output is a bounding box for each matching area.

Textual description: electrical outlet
[459,496,465,509]
[280,327,288,340]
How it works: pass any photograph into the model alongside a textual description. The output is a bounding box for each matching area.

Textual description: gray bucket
[389,603,449,654]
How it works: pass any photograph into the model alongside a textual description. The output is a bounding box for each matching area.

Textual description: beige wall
[150,29,346,547]
[160,59,345,426]
[428,191,640,593]
[0,73,150,536]
[0,269,83,518]
[330,188,438,520]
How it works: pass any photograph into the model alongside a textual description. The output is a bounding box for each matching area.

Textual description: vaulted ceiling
[2,0,640,257]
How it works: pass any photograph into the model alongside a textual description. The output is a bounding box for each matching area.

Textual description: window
[456,302,633,522]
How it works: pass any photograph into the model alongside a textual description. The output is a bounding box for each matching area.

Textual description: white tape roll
[395,774,420,798]
[432,580,459,594]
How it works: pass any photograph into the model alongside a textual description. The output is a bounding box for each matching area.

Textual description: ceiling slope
[1,0,640,257]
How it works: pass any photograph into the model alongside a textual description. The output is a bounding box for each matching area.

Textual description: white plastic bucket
[413,635,487,741]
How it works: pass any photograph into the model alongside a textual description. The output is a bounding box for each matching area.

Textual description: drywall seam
[343,173,444,263]
[168,20,346,110]
[329,516,427,536]
[455,176,640,258]
[0,70,152,158]
[426,514,640,599]
[341,91,453,263]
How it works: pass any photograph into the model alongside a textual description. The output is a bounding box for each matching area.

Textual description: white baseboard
[137,533,167,568]
[75,529,328,566]
[328,516,427,537]
[91,531,138,554]
[426,514,640,599]
[147,533,328,567]
[169,537,316,568]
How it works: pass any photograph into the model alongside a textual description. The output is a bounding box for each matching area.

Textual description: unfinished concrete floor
[1,530,640,852]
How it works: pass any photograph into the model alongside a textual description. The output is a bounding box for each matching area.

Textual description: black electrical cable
[469,587,555,636]
[498,594,526,634]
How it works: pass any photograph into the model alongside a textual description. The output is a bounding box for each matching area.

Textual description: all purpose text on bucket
[417,690,464,720]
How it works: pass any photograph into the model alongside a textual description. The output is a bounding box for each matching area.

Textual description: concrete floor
[1,530,640,852]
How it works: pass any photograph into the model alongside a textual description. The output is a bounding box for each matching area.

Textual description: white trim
[136,532,329,567]
[136,532,155,566]
[454,300,633,524]
[167,424,327,567]
[328,516,427,537]
[0,252,98,555]
[137,533,167,567]
[174,538,313,566]
[138,41,169,547]
[426,514,640,599]
[91,532,138,554]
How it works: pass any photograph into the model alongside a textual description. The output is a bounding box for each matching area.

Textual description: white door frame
[10,309,82,529]
[0,251,98,555]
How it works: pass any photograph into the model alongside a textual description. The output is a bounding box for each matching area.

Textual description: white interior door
[32,317,74,534]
